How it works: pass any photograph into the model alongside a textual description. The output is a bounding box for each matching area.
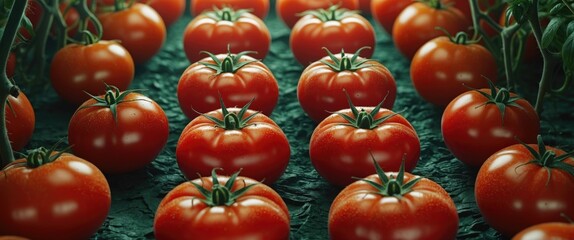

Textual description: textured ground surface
[23,3,574,240]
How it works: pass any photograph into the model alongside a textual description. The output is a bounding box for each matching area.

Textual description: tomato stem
[212,185,232,205]
[190,169,257,207]
[0,0,27,168]
[221,10,232,21]
[223,113,242,130]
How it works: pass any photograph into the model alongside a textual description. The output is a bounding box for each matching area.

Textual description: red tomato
[441,86,540,167]
[411,34,498,106]
[310,105,420,186]
[98,3,166,64]
[513,222,574,240]
[393,2,469,59]
[154,170,290,240]
[5,91,35,152]
[177,51,278,119]
[0,151,111,239]
[276,0,359,28]
[329,162,459,239]
[183,7,270,64]
[475,140,574,237]
[0,236,29,240]
[290,6,375,66]
[191,0,270,19]
[297,49,395,122]
[50,41,134,105]
[139,0,185,26]
[68,87,169,174]
[371,0,411,34]
[176,104,290,184]
[6,52,15,79]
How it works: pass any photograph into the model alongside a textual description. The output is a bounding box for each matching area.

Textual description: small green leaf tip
[202,95,259,130]
[199,45,258,75]
[321,47,371,72]
[191,168,257,206]
[336,89,395,130]
[359,152,421,198]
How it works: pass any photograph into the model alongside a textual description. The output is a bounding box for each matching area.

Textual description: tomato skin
[411,36,498,107]
[6,52,15,78]
[392,2,469,59]
[5,91,35,152]
[297,54,395,122]
[512,222,574,240]
[140,0,185,26]
[191,0,270,19]
[290,13,375,66]
[441,89,539,167]
[0,154,111,239]
[183,12,270,64]
[370,0,411,34]
[176,108,290,184]
[98,3,166,64]
[177,54,278,119]
[154,175,290,240]
[310,107,420,186]
[50,41,134,105]
[475,145,574,237]
[329,172,459,240]
[276,0,359,29]
[68,92,169,174]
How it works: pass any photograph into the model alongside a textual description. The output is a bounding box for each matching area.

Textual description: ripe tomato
[297,48,395,122]
[310,102,420,186]
[5,91,35,152]
[98,3,166,64]
[441,85,540,167]
[68,86,169,174]
[411,33,498,106]
[475,139,574,237]
[371,0,411,34]
[393,2,469,59]
[183,7,270,64]
[276,0,359,28]
[177,50,278,119]
[6,52,15,79]
[191,0,270,19]
[176,102,290,184]
[139,0,185,26]
[154,170,290,240]
[290,6,375,66]
[329,161,459,239]
[0,150,111,239]
[512,222,574,240]
[50,40,134,105]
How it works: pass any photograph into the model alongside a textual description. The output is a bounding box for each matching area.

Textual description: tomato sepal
[321,47,371,72]
[79,84,148,123]
[515,135,574,185]
[191,168,257,206]
[199,47,258,75]
[200,96,259,130]
[204,6,252,22]
[472,80,525,123]
[337,90,394,130]
[359,156,422,199]
[299,5,358,22]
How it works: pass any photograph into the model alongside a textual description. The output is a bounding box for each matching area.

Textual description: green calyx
[337,90,395,130]
[360,156,421,198]
[300,5,358,22]
[191,169,257,206]
[25,140,71,168]
[474,81,524,124]
[80,84,147,124]
[516,135,574,186]
[204,6,251,22]
[321,47,371,72]
[199,46,257,75]
[202,97,259,130]
[425,0,443,9]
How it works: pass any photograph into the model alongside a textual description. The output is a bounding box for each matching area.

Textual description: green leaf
[542,17,565,48]
[562,31,574,73]
[549,3,565,15]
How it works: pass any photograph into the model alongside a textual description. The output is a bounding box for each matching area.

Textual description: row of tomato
[1,0,573,239]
